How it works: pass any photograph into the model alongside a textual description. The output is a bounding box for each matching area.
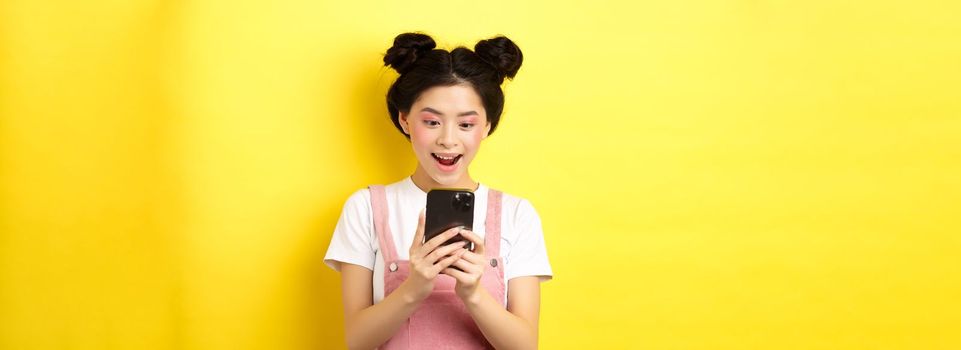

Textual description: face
[399,84,492,187]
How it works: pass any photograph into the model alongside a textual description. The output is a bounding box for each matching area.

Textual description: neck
[410,164,479,193]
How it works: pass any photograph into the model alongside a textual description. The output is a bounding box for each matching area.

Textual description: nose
[437,123,458,148]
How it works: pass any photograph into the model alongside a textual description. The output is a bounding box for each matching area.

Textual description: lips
[431,153,462,171]
[432,153,462,166]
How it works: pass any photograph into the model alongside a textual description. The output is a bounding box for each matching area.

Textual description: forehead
[412,84,485,117]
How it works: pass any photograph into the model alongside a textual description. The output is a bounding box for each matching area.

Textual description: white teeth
[433,154,459,160]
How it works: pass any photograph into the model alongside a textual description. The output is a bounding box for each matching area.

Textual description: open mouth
[431,153,463,167]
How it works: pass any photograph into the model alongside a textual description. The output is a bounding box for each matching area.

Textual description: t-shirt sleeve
[505,199,554,282]
[323,189,376,272]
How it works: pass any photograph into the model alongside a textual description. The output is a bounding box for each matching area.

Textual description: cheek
[409,123,427,139]
[463,130,485,149]
[409,126,433,151]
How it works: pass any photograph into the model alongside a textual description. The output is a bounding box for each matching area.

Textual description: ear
[399,112,410,135]
[482,120,492,139]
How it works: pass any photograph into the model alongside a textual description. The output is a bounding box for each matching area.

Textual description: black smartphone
[424,189,475,251]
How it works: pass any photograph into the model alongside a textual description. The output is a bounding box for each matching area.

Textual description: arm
[462,276,542,350]
[338,262,423,350]
[328,189,419,349]
[443,226,546,350]
[338,217,470,349]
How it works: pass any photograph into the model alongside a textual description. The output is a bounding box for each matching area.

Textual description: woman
[324,32,553,349]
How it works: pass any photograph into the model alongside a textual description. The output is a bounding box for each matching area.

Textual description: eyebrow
[420,107,479,117]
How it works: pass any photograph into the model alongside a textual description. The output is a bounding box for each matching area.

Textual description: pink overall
[368,185,507,349]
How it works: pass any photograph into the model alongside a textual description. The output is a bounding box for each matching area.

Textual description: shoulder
[492,190,541,223]
[339,187,372,217]
[346,187,372,204]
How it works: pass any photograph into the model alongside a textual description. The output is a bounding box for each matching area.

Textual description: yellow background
[1,0,959,349]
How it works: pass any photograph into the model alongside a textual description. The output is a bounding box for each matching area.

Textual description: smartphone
[424,188,475,251]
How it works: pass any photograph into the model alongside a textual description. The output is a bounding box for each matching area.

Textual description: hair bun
[474,36,523,83]
[383,32,436,74]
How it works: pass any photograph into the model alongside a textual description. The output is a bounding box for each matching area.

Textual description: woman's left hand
[442,228,487,303]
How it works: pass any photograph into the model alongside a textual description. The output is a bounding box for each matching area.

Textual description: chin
[429,173,460,186]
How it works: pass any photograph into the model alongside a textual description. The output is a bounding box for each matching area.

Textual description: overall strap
[484,189,503,258]
[368,185,399,263]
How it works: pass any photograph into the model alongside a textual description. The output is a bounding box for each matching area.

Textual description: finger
[459,229,485,256]
[460,250,485,265]
[441,266,470,281]
[449,258,481,275]
[423,241,468,265]
[432,247,467,275]
[421,226,463,255]
[411,209,426,250]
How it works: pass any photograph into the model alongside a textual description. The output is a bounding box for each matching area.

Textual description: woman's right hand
[404,209,469,302]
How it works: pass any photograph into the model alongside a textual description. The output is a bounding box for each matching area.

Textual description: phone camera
[452,192,473,212]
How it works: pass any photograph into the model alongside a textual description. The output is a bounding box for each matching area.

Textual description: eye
[423,120,440,127]
[460,123,474,129]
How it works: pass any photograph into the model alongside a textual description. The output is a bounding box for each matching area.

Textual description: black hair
[383,32,523,140]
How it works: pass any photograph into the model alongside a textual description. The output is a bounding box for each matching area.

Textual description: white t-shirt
[324,176,553,305]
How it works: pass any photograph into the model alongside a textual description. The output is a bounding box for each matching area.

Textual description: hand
[441,228,488,303]
[404,209,469,302]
